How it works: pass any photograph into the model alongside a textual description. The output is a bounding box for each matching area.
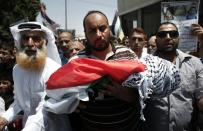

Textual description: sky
[37,0,117,38]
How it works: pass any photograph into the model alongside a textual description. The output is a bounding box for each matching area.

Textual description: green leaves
[0,0,41,43]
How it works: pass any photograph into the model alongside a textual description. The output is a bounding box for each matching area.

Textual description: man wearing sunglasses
[141,22,203,131]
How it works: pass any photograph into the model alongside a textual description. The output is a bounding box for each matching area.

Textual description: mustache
[20,44,46,56]
[16,45,47,71]
[24,49,37,56]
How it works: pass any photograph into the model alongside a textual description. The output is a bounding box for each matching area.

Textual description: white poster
[161,1,199,52]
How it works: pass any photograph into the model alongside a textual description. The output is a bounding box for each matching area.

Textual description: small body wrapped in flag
[44,58,146,114]
[44,56,181,121]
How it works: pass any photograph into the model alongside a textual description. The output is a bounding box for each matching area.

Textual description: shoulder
[42,58,61,81]
[113,45,137,60]
[69,50,91,61]
[46,57,61,64]
[114,45,134,53]
[13,64,24,75]
[178,50,202,64]
[177,50,203,71]
[45,58,61,70]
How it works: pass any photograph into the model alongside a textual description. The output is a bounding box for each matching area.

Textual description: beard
[86,36,110,52]
[156,43,178,53]
[87,40,110,51]
[16,45,47,71]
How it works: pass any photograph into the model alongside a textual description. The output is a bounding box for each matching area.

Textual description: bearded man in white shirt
[0,22,71,131]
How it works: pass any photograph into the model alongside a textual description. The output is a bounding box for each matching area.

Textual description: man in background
[129,27,148,59]
[147,35,157,54]
[66,40,85,59]
[57,31,74,65]
[141,22,203,131]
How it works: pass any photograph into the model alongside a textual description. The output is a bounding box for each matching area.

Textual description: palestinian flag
[44,58,146,114]
[47,58,146,89]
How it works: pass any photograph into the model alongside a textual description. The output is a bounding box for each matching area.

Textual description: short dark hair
[157,22,179,32]
[83,10,109,31]
[58,31,74,40]
[129,27,148,41]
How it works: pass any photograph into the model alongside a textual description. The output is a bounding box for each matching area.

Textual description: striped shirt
[69,45,141,131]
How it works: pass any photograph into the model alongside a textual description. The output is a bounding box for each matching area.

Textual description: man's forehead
[86,12,106,19]
[132,32,145,38]
[59,32,72,39]
[85,13,108,25]
[159,24,177,31]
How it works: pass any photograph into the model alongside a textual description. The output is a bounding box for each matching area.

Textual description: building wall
[118,0,161,15]
[142,3,161,36]
[119,1,161,36]
[121,11,138,35]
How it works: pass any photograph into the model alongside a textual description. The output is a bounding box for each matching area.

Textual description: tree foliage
[0,0,41,44]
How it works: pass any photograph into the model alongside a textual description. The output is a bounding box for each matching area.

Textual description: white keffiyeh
[10,22,61,65]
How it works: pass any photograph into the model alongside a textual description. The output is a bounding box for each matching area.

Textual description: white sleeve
[0,97,5,114]
[1,66,23,122]
[22,107,45,131]
[2,86,23,121]
[22,123,44,131]
[22,88,47,131]
[1,95,23,122]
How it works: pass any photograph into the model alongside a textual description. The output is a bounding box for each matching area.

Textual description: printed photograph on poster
[161,1,199,52]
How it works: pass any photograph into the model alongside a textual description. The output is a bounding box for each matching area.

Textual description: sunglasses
[157,30,179,38]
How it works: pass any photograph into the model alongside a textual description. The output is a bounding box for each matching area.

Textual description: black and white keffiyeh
[122,54,181,120]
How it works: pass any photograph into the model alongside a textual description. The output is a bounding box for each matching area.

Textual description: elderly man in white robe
[0,22,72,131]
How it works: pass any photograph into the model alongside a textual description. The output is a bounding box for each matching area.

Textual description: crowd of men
[0,10,203,131]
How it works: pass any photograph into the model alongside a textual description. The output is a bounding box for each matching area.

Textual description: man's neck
[157,50,177,64]
[92,44,112,60]
[135,48,143,59]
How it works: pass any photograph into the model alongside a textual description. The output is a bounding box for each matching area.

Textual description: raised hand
[191,24,203,42]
